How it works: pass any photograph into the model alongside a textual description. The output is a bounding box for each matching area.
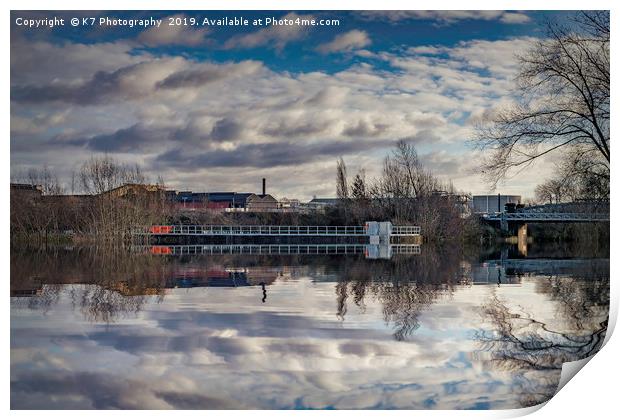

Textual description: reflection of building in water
[167,266,286,288]
[11,267,286,297]
[10,265,289,297]
[470,262,522,285]
[10,276,44,297]
[464,258,609,286]
[11,288,43,297]
[110,281,162,296]
[11,279,164,298]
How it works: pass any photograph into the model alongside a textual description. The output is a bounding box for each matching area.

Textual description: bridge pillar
[500,214,508,233]
[517,224,528,256]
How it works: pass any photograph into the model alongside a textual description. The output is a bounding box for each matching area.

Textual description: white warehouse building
[471,194,521,214]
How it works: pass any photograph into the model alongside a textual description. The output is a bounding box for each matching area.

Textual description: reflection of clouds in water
[10,249,609,409]
[11,370,241,409]
[12,275,607,409]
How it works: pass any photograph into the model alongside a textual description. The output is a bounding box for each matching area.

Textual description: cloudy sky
[10,10,575,199]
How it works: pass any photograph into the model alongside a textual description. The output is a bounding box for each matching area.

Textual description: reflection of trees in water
[535,261,609,331]
[11,247,170,322]
[11,246,464,329]
[335,247,464,341]
[11,248,317,322]
[10,284,63,314]
[67,285,158,323]
[476,273,609,407]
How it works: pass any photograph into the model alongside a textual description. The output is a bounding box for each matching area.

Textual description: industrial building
[167,191,254,211]
[471,194,521,214]
[166,178,279,212]
[308,197,339,211]
[10,183,43,195]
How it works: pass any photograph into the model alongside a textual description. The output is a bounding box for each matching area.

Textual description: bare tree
[11,157,169,243]
[534,179,570,204]
[79,155,145,195]
[11,166,64,195]
[70,169,77,195]
[75,156,168,241]
[349,169,370,223]
[10,166,65,241]
[376,140,438,199]
[351,169,367,201]
[474,12,610,188]
[336,157,349,200]
[335,157,350,222]
[557,144,609,200]
[534,143,610,204]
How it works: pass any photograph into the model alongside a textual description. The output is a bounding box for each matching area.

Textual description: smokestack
[262,178,266,196]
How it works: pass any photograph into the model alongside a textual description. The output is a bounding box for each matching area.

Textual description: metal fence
[139,224,422,236]
[391,244,422,254]
[145,225,369,236]
[391,226,422,235]
[144,244,421,256]
[147,244,368,255]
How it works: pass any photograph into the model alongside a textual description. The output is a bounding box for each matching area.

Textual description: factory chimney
[262,178,266,196]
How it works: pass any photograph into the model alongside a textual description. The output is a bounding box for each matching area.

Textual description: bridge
[480,201,609,233]
[143,243,421,259]
[482,212,609,223]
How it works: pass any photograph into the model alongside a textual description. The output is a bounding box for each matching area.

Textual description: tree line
[334,140,477,243]
[10,156,169,243]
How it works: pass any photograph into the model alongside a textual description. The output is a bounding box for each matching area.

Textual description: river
[10,244,609,409]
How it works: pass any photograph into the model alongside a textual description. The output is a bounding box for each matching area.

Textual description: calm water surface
[10,246,609,409]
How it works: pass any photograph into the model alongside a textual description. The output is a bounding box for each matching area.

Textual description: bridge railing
[483,212,609,221]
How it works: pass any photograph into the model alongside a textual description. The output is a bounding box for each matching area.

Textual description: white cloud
[500,12,532,24]
[223,12,315,50]
[316,30,371,54]
[446,38,535,77]
[11,35,547,198]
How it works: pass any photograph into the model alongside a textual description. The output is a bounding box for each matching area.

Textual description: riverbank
[12,219,609,251]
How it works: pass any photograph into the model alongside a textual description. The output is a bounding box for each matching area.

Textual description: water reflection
[10,245,609,409]
[475,274,608,406]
